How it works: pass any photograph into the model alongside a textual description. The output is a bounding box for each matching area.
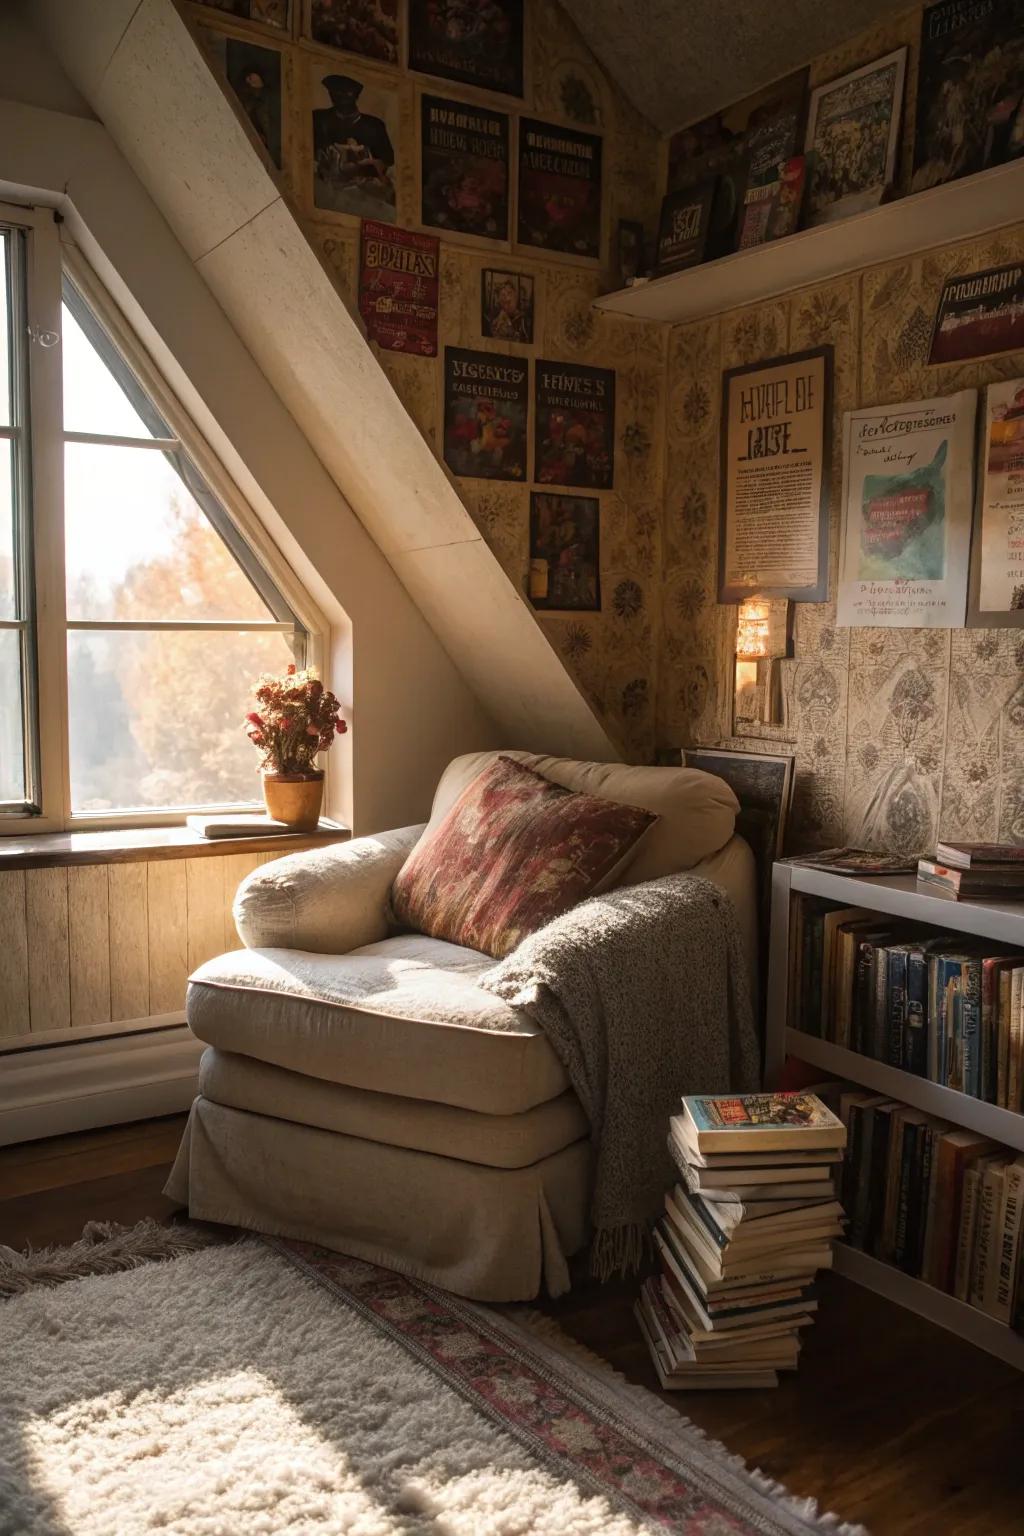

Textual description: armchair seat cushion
[187,933,570,1115]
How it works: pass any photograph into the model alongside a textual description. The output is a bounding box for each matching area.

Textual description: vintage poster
[968,377,1024,625]
[205,35,283,168]
[198,0,289,31]
[535,360,614,490]
[359,221,439,355]
[311,64,398,221]
[929,261,1024,364]
[420,95,510,241]
[408,0,524,98]
[517,119,602,260]
[309,0,399,64]
[655,181,714,273]
[912,0,1024,192]
[529,493,600,610]
[718,349,832,603]
[443,346,527,481]
[738,156,806,248]
[803,48,907,224]
[836,391,978,628]
[481,269,534,343]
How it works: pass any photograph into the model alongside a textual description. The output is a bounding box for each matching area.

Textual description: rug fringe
[0,1218,220,1299]
[507,1307,870,1536]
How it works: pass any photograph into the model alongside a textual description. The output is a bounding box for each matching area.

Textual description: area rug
[0,1224,865,1536]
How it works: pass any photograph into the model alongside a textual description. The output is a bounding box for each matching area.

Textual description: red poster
[359,220,439,356]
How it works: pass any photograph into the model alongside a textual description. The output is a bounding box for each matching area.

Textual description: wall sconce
[734,597,792,726]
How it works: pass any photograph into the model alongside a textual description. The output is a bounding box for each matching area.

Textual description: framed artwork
[481,269,534,343]
[912,0,1024,192]
[420,95,510,242]
[534,360,614,490]
[929,261,1024,365]
[655,181,714,274]
[359,221,439,355]
[529,493,600,611]
[517,119,602,260]
[443,346,527,481]
[718,348,832,603]
[967,376,1024,628]
[307,0,400,65]
[802,47,907,225]
[615,219,644,286]
[737,156,806,248]
[205,34,283,168]
[408,0,524,98]
[311,63,398,221]
[196,0,289,32]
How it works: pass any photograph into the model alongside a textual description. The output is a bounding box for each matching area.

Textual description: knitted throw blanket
[482,874,761,1278]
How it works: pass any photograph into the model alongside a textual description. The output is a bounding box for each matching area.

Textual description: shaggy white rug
[0,1232,863,1536]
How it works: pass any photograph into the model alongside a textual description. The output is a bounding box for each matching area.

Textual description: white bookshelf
[766,859,1024,1368]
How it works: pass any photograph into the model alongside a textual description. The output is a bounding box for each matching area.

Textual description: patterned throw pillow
[390,755,657,959]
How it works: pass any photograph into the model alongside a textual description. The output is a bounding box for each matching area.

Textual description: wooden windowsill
[0,820,351,870]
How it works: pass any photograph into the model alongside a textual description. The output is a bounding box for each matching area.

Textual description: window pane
[61,301,162,439]
[0,231,10,427]
[0,627,26,803]
[68,627,298,813]
[0,443,14,620]
[64,442,277,621]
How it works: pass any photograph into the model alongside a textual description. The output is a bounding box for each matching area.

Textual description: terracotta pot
[262,769,324,831]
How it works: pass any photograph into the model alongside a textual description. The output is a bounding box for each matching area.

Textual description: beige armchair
[166,751,755,1301]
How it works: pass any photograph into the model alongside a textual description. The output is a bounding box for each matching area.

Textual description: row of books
[636,1093,847,1390]
[919,840,1024,900]
[789,894,1024,1109]
[839,1089,1024,1326]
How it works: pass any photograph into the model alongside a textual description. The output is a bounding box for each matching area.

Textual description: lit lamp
[734,597,791,725]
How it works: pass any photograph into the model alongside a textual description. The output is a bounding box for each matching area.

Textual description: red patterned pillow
[391,755,657,958]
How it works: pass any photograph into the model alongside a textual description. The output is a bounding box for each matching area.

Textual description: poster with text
[535,360,614,489]
[312,63,398,221]
[529,493,600,610]
[968,377,1024,626]
[408,0,523,97]
[837,391,978,628]
[443,346,527,480]
[420,95,510,241]
[359,221,439,355]
[718,348,832,602]
[517,118,602,260]
[929,261,1024,365]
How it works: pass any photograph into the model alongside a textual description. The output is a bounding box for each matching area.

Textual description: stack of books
[918,842,1024,900]
[636,1092,847,1390]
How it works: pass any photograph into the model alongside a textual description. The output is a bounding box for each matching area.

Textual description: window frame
[0,211,326,835]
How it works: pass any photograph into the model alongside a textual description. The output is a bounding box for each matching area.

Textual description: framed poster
[836,391,978,628]
[308,0,400,64]
[535,361,614,489]
[205,34,283,168]
[929,261,1024,365]
[311,64,398,221]
[655,180,714,274]
[718,348,832,603]
[517,119,602,260]
[359,221,439,355]
[443,347,527,481]
[420,95,510,242]
[408,0,524,98]
[529,493,600,611]
[803,47,907,225]
[197,0,289,31]
[615,219,644,286]
[912,0,1024,192]
[737,156,806,248]
[481,269,534,343]
[967,377,1024,627]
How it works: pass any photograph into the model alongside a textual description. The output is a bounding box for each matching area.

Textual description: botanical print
[309,0,400,64]
[481,269,534,343]
[517,119,602,260]
[803,48,907,224]
[443,346,527,481]
[529,493,600,610]
[311,64,398,220]
[408,0,524,99]
[420,96,510,241]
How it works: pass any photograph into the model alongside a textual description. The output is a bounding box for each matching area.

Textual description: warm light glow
[736,598,772,659]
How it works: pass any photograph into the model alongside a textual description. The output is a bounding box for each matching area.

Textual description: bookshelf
[766,859,1024,1369]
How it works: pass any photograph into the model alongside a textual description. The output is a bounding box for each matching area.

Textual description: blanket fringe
[590,1222,648,1282]
[0,1218,220,1299]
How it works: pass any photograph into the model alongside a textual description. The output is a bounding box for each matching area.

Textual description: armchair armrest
[232,824,425,954]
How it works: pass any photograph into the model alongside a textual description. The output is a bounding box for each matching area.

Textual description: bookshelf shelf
[593,159,1024,325]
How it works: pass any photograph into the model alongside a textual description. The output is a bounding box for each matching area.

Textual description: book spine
[992,1160,1024,1326]
[887,949,908,1069]
[927,954,941,1084]
[980,960,998,1104]
[954,1168,980,1302]
[903,948,927,1077]
[962,959,982,1100]
[880,1111,905,1265]
[919,1127,942,1285]
[998,969,1013,1108]
[1011,969,1024,1113]
[969,1165,1002,1311]
[907,1122,933,1277]
[944,961,964,1092]
[842,1101,863,1217]
[870,946,889,1063]
[853,941,874,1055]
[893,1120,919,1272]
[850,1105,874,1251]
[807,910,826,1039]
[866,1107,892,1256]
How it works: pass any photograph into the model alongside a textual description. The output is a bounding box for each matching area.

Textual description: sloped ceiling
[561,0,914,132]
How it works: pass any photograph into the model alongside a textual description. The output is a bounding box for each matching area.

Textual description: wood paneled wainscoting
[0,825,348,1144]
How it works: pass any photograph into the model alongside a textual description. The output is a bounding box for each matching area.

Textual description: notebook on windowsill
[186,814,343,839]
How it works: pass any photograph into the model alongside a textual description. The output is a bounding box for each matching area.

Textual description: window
[0,209,313,828]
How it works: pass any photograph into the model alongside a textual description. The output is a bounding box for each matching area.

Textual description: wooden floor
[3,1118,1024,1535]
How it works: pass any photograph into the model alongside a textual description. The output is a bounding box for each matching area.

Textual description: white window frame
[1,207,326,835]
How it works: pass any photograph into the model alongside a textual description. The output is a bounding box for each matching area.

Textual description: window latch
[27,325,59,348]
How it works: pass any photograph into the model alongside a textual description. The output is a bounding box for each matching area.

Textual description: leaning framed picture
[802,47,907,226]
[967,376,1024,628]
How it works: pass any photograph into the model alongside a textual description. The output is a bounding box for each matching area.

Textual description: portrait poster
[911,0,1024,193]
[517,119,602,260]
[205,35,283,168]
[443,346,527,481]
[968,377,1024,626]
[481,269,534,343]
[420,95,510,241]
[529,493,600,611]
[535,360,614,490]
[718,348,832,603]
[198,0,289,31]
[929,261,1024,364]
[311,63,398,221]
[803,47,907,225]
[308,0,399,65]
[408,0,524,98]
[836,391,978,628]
[359,221,439,355]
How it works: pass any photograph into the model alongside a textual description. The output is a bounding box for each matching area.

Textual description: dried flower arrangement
[245,664,347,776]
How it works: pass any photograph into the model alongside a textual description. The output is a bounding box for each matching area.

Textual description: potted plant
[245,663,347,830]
